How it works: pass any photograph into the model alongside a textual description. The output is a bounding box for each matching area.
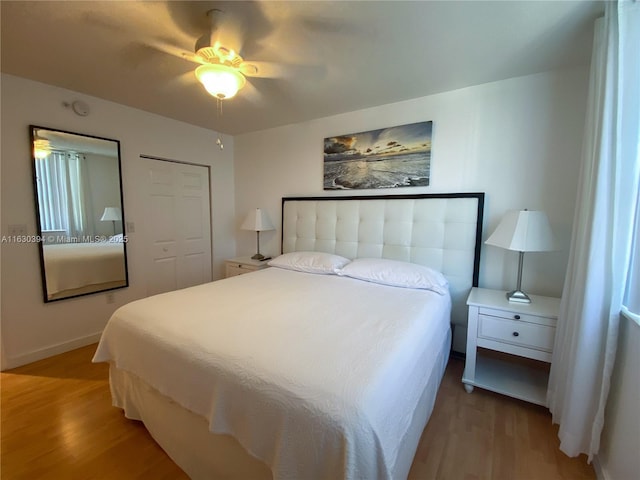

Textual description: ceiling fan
[184,8,263,100]
[138,4,332,104]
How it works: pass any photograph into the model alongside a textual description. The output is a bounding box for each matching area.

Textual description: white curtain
[547,0,640,461]
[36,151,68,232]
[624,190,640,317]
[35,151,89,237]
[66,152,91,237]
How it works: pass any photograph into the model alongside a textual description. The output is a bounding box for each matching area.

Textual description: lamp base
[251,253,266,261]
[506,290,531,304]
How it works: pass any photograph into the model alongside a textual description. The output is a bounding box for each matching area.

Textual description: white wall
[234,68,589,350]
[0,74,236,369]
[85,153,121,237]
[596,315,640,480]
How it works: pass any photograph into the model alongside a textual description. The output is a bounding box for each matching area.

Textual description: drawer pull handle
[512,331,520,337]
[514,314,521,320]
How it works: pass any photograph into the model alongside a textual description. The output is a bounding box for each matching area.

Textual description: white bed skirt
[108,328,451,480]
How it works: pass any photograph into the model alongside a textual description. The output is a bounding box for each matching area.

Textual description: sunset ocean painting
[323,121,432,190]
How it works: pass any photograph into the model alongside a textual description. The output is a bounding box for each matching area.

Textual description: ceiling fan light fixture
[195,64,246,100]
[33,136,51,159]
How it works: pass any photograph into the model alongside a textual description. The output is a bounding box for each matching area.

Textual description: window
[35,151,87,237]
[623,187,640,323]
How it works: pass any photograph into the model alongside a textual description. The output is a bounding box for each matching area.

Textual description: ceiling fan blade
[181,51,207,66]
[241,61,327,83]
[120,42,163,68]
[81,10,128,34]
[166,70,199,90]
[239,61,293,79]
[147,39,206,65]
[238,62,260,77]
[240,81,265,105]
[297,16,364,36]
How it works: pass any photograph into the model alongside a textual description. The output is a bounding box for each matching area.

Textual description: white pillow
[268,251,351,275]
[337,258,449,294]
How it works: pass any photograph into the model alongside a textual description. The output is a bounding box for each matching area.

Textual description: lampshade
[195,64,246,99]
[485,210,556,252]
[241,208,274,232]
[100,207,122,222]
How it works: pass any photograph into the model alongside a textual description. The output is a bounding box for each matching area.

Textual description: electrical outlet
[8,224,27,236]
[106,292,115,304]
[126,222,135,233]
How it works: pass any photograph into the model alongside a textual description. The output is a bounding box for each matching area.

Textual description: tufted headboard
[281,193,485,337]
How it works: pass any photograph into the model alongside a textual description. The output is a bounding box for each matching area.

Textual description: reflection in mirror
[30,125,128,302]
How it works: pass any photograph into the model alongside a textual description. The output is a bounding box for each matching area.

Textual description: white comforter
[44,242,125,294]
[93,267,451,480]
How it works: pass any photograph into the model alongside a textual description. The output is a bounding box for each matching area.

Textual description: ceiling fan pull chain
[215,98,224,150]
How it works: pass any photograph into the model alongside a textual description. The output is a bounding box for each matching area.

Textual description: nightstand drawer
[226,263,259,277]
[478,315,555,352]
[479,307,556,327]
[225,257,270,278]
[226,264,247,277]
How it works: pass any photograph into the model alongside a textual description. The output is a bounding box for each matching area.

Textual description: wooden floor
[1,345,595,480]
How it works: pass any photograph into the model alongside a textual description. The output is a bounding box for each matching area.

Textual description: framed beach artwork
[323,121,433,190]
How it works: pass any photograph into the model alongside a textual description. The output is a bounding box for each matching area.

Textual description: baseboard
[592,454,608,480]
[1,332,102,370]
[450,350,466,360]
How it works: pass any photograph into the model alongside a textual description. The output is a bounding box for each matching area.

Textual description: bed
[43,241,127,300]
[93,193,484,479]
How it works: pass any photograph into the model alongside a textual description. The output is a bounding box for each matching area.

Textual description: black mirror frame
[30,125,129,302]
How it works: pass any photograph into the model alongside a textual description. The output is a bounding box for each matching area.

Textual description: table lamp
[241,208,275,261]
[485,209,556,303]
[100,206,121,236]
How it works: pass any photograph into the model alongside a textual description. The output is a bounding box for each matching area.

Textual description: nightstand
[225,256,270,278]
[462,287,560,406]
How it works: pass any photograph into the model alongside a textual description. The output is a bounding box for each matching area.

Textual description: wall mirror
[30,125,128,302]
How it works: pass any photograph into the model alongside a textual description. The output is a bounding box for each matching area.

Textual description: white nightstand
[225,256,270,278]
[462,287,560,406]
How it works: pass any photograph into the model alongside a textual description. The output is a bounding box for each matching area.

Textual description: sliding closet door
[142,158,212,296]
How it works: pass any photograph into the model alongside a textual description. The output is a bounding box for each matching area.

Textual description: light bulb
[34,138,51,159]
[195,64,246,100]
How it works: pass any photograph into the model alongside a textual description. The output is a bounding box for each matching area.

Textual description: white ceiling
[1,1,603,135]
